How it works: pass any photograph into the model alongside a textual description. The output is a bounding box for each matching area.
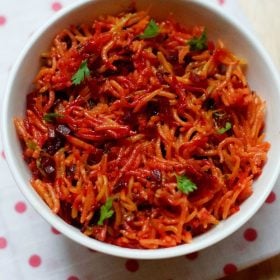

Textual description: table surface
[225,0,280,279]
[223,254,280,280]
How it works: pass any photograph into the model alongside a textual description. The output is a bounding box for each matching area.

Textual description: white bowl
[2,0,280,259]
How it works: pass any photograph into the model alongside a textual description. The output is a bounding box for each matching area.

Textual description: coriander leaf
[217,121,232,134]
[98,197,114,225]
[139,19,160,39]
[71,59,90,85]
[36,157,46,177]
[26,140,38,150]
[176,175,197,194]
[43,112,64,123]
[187,31,207,51]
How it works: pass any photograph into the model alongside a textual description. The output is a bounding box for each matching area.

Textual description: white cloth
[0,1,279,279]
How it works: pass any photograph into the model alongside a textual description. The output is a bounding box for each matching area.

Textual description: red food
[14,10,269,249]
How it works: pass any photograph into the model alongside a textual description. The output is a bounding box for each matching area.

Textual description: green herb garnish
[139,19,160,39]
[71,59,90,85]
[98,197,114,225]
[176,175,197,194]
[43,112,64,123]
[187,30,207,51]
[26,140,38,150]
[217,122,232,134]
[36,157,46,177]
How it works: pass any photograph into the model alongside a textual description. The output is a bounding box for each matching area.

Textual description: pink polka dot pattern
[1,150,6,159]
[0,16,6,26]
[15,201,27,213]
[185,252,199,260]
[0,1,278,279]
[125,259,139,272]
[67,276,79,280]
[52,2,62,11]
[51,227,61,235]
[29,254,42,268]
[0,237,7,249]
[223,263,237,275]
[243,228,258,242]
[266,191,276,204]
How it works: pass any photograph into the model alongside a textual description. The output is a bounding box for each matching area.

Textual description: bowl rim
[2,0,280,259]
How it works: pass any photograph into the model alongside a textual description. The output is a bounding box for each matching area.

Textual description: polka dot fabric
[0,0,279,279]
[243,228,258,242]
[28,255,42,268]
[125,259,139,272]
[15,201,27,213]
[265,191,276,204]
[51,2,63,12]
[223,263,238,275]
[0,237,7,249]
[0,15,6,26]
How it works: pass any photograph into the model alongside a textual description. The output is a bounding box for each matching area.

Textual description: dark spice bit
[87,210,102,227]
[146,101,159,116]
[97,140,118,154]
[203,98,215,110]
[167,53,177,63]
[87,98,96,109]
[42,131,65,155]
[184,54,193,65]
[121,110,138,131]
[113,178,127,193]
[87,150,103,165]
[174,126,181,137]
[160,142,166,158]
[61,34,72,50]
[151,169,162,183]
[184,225,192,232]
[137,202,152,211]
[156,71,165,84]
[156,33,169,43]
[56,124,71,136]
[218,63,227,75]
[26,91,37,110]
[66,164,76,178]
[38,155,56,182]
[113,58,134,74]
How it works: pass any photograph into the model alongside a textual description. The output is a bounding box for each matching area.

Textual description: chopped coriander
[36,157,46,177]
[139,19,160,39]
[43,112,64,123]
[176,175,197,194]
[187,31,207,51]
[98,197,114,225]
[71,59,90,85]
[217,122,232,134]
[26,140,38,150]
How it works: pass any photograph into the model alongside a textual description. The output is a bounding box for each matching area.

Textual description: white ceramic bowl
[2,0,280,259]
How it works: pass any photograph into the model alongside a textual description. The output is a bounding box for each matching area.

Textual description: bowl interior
[3,0,280,259]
